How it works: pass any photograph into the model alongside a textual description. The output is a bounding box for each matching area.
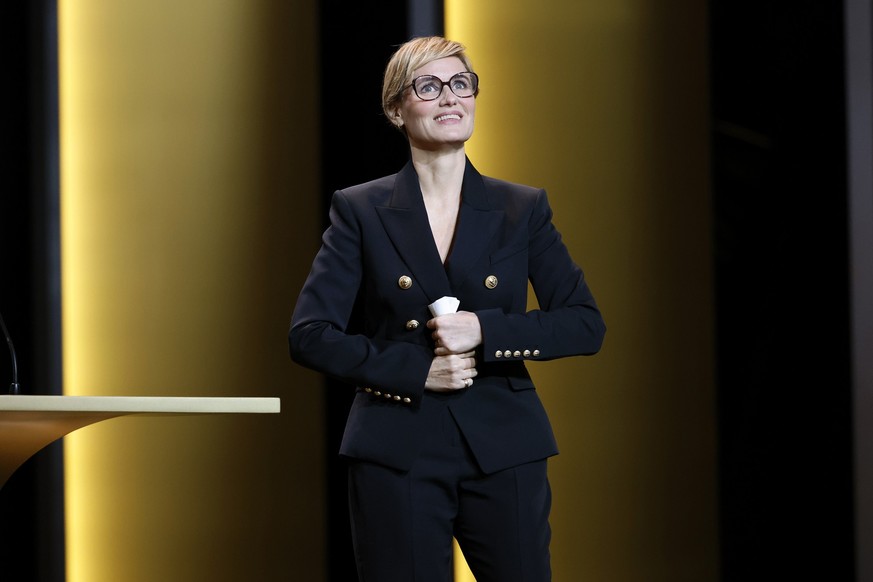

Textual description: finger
[433,347,474,357]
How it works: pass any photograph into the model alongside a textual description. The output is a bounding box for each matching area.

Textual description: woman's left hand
[428,311,483,355]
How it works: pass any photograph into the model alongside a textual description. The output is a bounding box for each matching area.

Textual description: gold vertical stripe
[60,1,322,579]
[447,1,717,580]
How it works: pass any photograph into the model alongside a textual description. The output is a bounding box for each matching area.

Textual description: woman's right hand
[424,351,478,392]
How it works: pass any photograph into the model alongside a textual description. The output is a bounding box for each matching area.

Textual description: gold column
[60,1,322,579]
[447,1,717,580]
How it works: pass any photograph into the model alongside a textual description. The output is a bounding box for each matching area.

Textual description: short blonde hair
[381,36,476,128]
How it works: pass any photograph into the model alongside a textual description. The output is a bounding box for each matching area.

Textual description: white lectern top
[0,395,281,488]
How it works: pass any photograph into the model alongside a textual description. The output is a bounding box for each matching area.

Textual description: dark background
[0,2,65,581]
[710,1,854,580]
[317,1,412,578]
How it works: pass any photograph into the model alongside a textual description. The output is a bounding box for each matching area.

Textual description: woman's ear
[389,108,403,128]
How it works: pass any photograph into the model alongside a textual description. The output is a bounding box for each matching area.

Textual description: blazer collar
[376,162,450,302]
[387,157,493,210]
[376,158,504,301]
[446,160,504,288]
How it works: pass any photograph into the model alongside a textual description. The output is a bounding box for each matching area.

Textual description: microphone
[0,311,21,395]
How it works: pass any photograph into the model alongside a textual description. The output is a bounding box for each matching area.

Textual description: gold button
[374,390,382,396]
[384,393,392,399]
[495,350,503,358]
[393,395,401,401]
[398,275,413,289]
[503,350,512,358]
[364,387,372,393]
[406,319,419,330]
[484,275,498,289]
[523,350,531,357]
[533,349,540,357]
[513,350,521,358]
[402,397,412,404]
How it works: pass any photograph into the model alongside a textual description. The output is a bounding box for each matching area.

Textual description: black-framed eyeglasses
[409,72,479,101]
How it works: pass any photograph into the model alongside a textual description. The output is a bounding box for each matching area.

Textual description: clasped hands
[424,311,481,392]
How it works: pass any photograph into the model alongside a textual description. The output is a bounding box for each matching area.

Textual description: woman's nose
[438,85,457,104]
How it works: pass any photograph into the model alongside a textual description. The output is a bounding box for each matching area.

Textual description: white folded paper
[428,296,460,317]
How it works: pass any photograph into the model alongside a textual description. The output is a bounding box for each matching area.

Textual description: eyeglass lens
[413,72,478,100]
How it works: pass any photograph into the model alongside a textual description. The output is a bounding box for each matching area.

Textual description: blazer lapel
[376,162,453,302]
[445,160,504,289]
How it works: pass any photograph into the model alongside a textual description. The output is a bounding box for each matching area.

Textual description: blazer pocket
[507,376,536,392]
[490,241,528,264]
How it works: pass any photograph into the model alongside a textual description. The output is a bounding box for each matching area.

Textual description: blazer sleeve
[476,189,606,362]
[288,190,433,402]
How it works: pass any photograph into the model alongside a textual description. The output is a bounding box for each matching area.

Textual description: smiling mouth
[435,114,461,122]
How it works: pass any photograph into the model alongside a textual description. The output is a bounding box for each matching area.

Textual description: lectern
[0,395,281,488]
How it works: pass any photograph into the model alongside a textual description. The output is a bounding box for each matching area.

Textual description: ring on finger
[464,378,473,388]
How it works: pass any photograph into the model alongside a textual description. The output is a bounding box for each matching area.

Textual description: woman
[290,36,605,582]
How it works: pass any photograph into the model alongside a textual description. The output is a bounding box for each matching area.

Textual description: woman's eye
[418,80,440,94]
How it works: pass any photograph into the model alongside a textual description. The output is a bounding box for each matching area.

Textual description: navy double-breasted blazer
[289,159,605,474]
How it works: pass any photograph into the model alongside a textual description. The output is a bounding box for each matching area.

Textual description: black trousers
[347,399,552,582]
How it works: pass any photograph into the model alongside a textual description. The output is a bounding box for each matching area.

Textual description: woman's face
[395,56,476,150]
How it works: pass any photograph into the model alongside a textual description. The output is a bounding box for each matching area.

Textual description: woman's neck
[410,145,466,202]
[410,145,466,264]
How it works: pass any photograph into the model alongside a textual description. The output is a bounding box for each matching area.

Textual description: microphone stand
[0,312,20,394]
